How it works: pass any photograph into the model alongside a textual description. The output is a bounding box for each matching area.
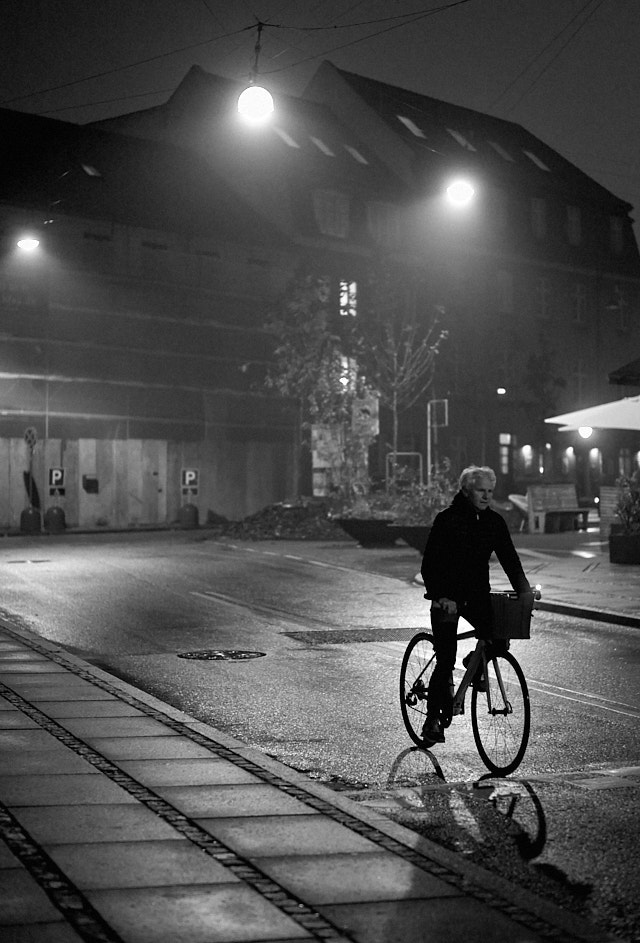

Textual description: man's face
[468,476,493,511]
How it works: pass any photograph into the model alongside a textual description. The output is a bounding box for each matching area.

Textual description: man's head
[459,465,496,512]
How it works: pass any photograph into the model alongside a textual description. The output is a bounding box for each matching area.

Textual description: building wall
[0,207,298,523]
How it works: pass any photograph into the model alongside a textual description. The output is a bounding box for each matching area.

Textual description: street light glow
[17,237,40,251]
[578,426,593,439]
[237,84,274,124]
[446,179,475,207]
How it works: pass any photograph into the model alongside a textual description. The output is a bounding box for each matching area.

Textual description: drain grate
[176,649,266,661]
[284,627,420,645]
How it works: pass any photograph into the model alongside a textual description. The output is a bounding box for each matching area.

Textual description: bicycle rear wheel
[471,651,530,775]
[399,633,435,746]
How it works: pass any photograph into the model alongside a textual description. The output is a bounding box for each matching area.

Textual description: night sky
[2,0,639,228]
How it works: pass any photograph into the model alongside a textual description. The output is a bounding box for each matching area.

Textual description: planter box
[609,533,640,564]
[389,524,432,554]
[333,518,398,547]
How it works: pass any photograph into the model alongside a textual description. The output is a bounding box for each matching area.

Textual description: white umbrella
[545,395,640,431]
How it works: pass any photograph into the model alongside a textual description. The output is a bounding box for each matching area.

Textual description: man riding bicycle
[420,465,533,746]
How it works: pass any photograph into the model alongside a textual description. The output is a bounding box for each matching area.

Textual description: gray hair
[459,465,496,494]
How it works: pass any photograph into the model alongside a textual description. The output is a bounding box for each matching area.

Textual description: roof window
[311,137,335,156]
[523,149,550,171]
[488,141,514,162]
[273,127,300,148]
[397,116,425,138]
[344,144,368,165]
[446,128,476,151]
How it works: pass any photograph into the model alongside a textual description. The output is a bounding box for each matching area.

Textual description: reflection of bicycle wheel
[475,778,547,860]
[471,652,530,775]
[399,633,435,746]
[388,746,445,789]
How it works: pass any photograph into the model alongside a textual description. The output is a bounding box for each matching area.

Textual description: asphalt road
[1,530,639,942]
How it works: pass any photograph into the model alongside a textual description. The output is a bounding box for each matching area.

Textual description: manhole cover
[176,649,266,661]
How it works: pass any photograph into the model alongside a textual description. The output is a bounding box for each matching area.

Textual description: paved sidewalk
[1,619,615,943]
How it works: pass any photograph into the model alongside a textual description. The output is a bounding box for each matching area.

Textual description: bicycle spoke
[471,652,530,775]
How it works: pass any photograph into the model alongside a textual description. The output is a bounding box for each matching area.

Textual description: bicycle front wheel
[471,651,530,776]
[399,632,435,746]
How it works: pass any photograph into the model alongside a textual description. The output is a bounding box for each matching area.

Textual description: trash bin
[20,507,42,534]
[44,506,66,534]
[178,503,199,528]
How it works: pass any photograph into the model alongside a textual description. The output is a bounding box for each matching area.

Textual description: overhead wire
[489,0,608,113]
[1,0,475,108]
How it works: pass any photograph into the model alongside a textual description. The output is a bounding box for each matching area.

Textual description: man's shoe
[421,716,445,745]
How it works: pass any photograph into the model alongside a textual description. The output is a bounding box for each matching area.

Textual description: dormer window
[446,128,476,151]
[397,116,425,138]
[523,149,550,171]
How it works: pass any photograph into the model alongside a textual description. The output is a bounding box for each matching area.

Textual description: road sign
[48,467,65,496]
[181,468,199,496]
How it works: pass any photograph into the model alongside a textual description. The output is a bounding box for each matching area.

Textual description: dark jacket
[421,491,531,602]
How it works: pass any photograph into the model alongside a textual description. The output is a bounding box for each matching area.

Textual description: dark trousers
[427,595,497,719]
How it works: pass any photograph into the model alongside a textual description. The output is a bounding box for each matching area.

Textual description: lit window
[273,127,300,148]
[312,190,350,238]
[344,144,368,164]
[339,280,357,317]
[567,206,582,245]
[499,433,511,475]
[488,141,514,162]
[523,149,550,171]
[310,137,335,156]
[397,116,425,138]
[446,128,476,151]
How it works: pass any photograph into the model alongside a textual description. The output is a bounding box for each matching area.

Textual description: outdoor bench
[526,484,589,533]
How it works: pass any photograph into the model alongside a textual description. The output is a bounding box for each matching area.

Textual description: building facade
[1,63,638,528]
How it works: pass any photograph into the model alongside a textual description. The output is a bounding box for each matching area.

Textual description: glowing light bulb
[578,426,593,439]
[238,85,274,124]
[446,179,475,207]
[17,237,40,251]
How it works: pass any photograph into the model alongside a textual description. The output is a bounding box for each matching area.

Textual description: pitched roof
[322,66,632,210]
[0,106,287,244]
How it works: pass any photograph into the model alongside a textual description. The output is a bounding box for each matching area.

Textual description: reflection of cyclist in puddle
[421,465,532,746]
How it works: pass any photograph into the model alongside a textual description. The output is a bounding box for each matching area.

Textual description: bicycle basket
[490,593,534,639]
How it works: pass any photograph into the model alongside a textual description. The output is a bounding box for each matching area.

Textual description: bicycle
[399,590,540,776]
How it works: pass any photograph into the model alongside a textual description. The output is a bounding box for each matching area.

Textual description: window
[310,136,335,157]
[572,283,587,324]
[366,201,401,246]
[531,197,547,239]
[488,141,514,162]
[535,277,551,319]
[273,127,300,148]
[496,270,513,313]
[446,128,476,151]
[567,206,582,245]
[312,190,350,238]
[339,280,357,317]
[344,144,368,164]
[523,149,550,171]
[610,216,625,255]
[397,115,425,138]
[499,433,512,475]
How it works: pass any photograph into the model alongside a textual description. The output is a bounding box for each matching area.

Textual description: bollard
[20,507,42,534]
[44,506,66,534]
[178,503,199,528]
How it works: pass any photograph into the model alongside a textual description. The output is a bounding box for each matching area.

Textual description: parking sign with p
[181,468,199,496]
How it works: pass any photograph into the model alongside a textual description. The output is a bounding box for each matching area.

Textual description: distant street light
[578,426,593,439]
[17,236,40,251]
[446,179,475,207]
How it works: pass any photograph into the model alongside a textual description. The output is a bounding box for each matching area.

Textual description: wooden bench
[526,484,589,533]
